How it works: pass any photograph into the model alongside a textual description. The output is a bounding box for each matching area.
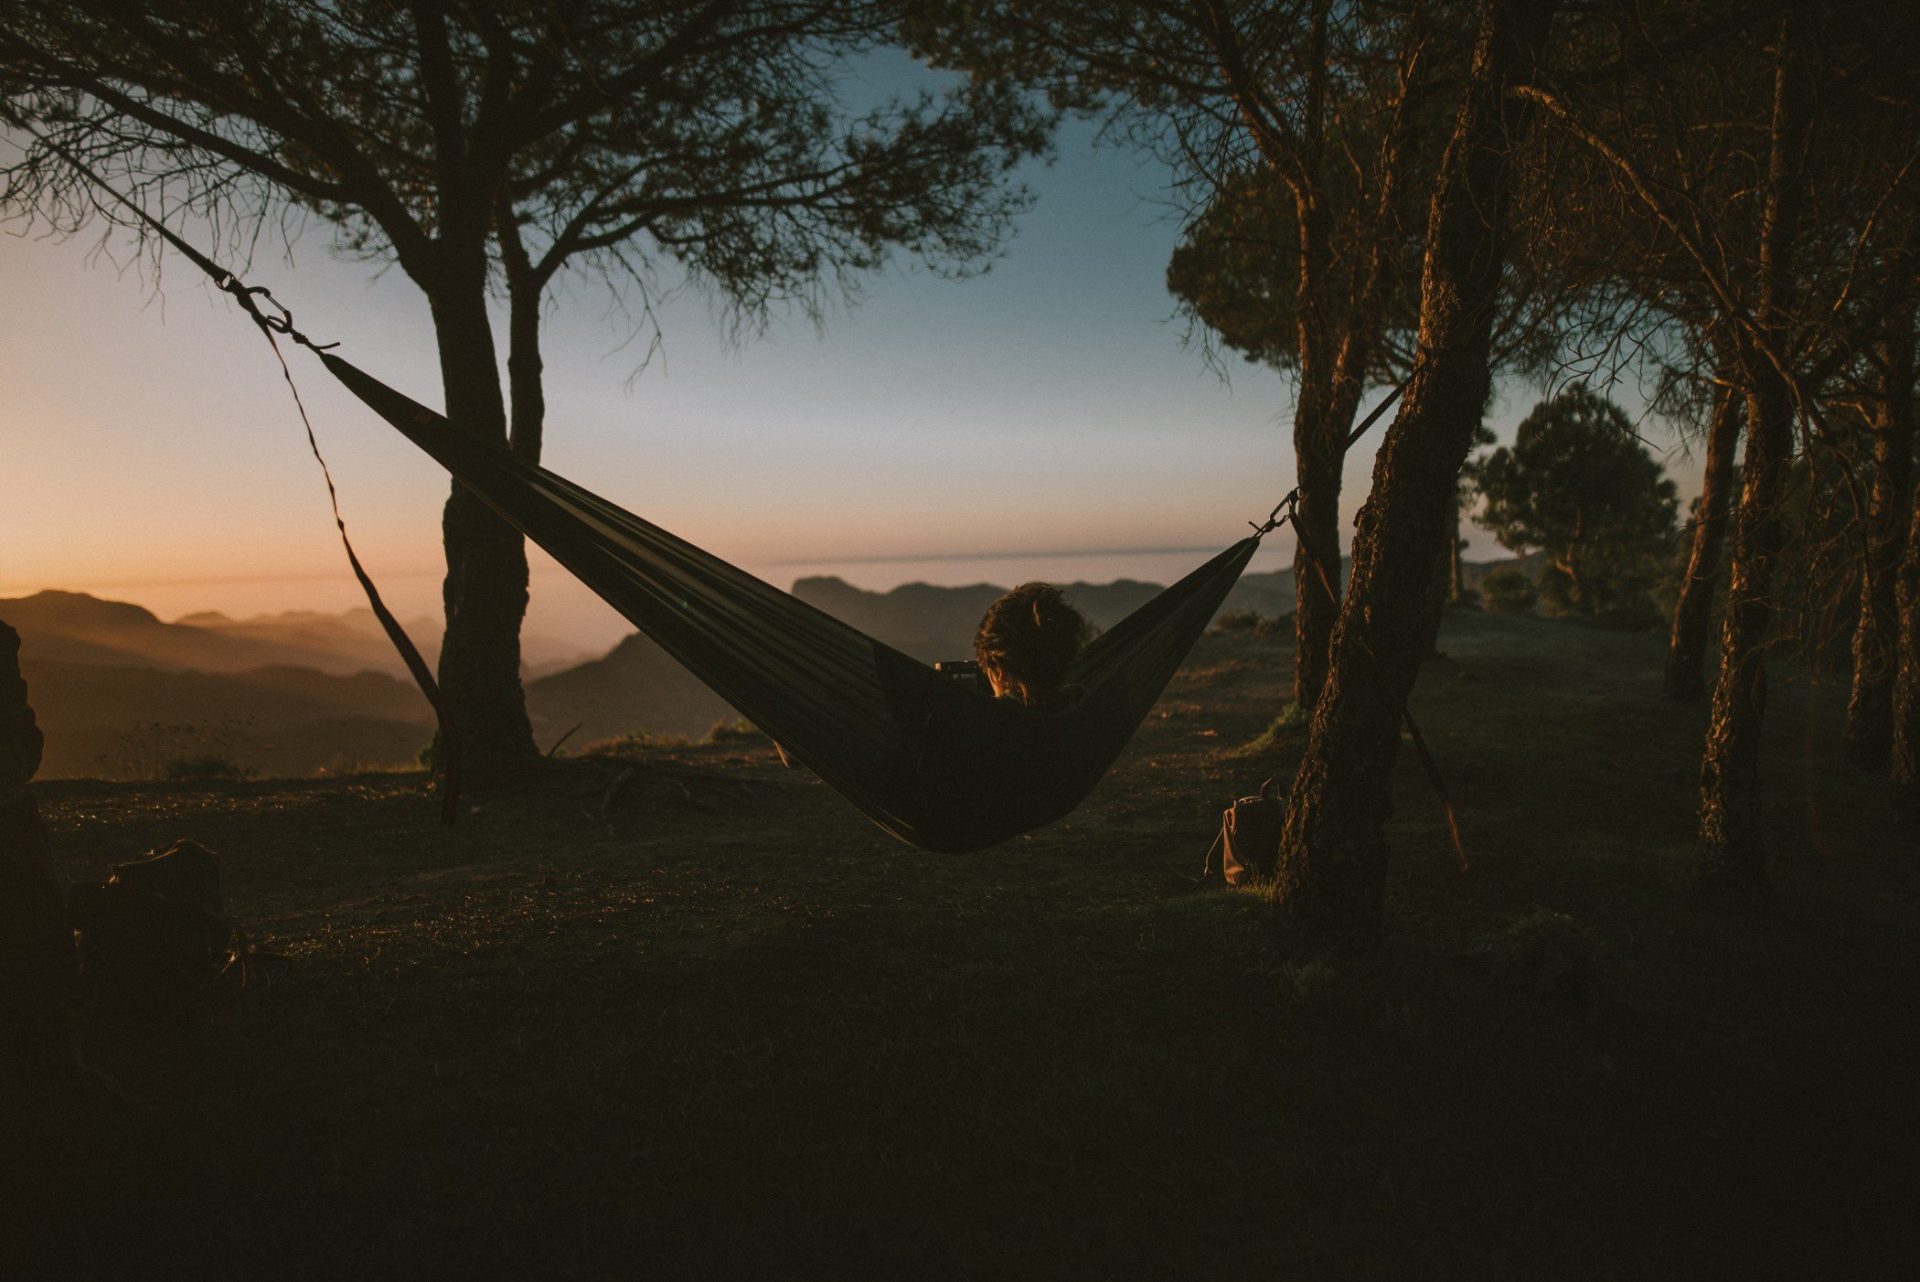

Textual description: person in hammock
[776,581,1091,769]
[973,583,1092,708]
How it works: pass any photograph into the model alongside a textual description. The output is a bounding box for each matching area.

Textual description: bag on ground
[1200,780,1283,886]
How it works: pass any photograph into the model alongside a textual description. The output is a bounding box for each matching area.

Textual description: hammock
[27,135,1292,852]
[318,354,1259,853]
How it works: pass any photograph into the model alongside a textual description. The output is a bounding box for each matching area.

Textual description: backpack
[69,840,235,1025]
[1200,779,1284,886]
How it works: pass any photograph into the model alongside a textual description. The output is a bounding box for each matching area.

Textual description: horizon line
[765,543,1242,567]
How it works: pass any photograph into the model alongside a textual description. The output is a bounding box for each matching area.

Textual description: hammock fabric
[318,353,1259,853]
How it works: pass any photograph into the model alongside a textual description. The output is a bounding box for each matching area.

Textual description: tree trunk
[1272,2,1417,714]
[1292,373,1378,709]
[1845,312,1915,766]
[1,620,75,1085]
[1698,22,1809,894]
[1448,502,1467,602]
[1563,552,1590,614]
[426,245,538,781]
[499,206,549,467]
[1292,391,1345,709]
[1891,488,1920,820]
[1272,0,1557,942]
[1665,383,1743,700]
[1289,185,1345,712]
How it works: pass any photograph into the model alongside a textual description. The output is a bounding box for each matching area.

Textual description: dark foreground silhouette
[6,613,1912,1277]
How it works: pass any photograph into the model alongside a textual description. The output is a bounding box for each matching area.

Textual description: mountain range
[5,554,1533,778]
[525,565,1303,747]
[1,591,439,778]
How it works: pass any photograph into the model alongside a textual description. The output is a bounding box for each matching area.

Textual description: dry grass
[7,614,1915,1278]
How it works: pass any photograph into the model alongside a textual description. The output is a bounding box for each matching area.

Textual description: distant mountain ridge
[5,551,1540,777]
[1,591,436,778]
[2,590,390,676]
[525,562,1313,745]
[171,606,445,676]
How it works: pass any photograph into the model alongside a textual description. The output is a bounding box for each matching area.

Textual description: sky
[0,96,1704,659]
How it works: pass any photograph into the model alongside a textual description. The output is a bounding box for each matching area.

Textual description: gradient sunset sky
[1,110,1700,655]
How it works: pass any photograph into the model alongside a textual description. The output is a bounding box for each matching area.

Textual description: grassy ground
[8,611,1915,1279]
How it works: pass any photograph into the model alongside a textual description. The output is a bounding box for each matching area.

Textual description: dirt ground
[7,612,1915,1279]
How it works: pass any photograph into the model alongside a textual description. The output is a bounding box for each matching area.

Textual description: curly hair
[973,583,1091,706]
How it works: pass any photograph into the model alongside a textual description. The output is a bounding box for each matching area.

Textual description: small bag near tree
[1200,779,1284,886]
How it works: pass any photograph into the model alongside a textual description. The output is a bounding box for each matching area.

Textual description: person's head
[973,583,1091,705]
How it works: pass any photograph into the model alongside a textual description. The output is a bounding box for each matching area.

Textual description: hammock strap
[251,321,460,824]
[25,127,457,821]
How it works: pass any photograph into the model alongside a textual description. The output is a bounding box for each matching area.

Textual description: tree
[1693,11,1815,893]
[1844,310,1916,766]
[1664,380,1743,699]
[0,1,1041,779]
[909,0,1439,713]
[0,620,74,1086]
[1272,0,1559,940]
[1469,386,1678,618]
[1515,0,1920,890]
[1893,484,1920,820]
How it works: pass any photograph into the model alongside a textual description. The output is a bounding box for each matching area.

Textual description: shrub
[1229,701,1310,758]
[582,730,692,757]
[1253,613,1293,641]
[1539,565,1665,630]
[583,731,654,757]
[706,718,770,745]
[162,754,256,785]
[1536,566,1581,618]
[1480,568,1538,616]
[1213,608,1263,632]
[1468,909,1629,1005]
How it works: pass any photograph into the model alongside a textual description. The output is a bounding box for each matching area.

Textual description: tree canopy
[1470,386,1679,618]
[0,0,1047,775]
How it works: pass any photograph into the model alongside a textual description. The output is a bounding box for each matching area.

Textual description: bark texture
[1273,4,1420,712]
[1844,314,1915,766]
[1665,383,1744,700]
[1273,0,1556,940]
[1291,387,1347,708]
[427,249,538,781]
[1698,23,1810,892]
[499,203,551,468]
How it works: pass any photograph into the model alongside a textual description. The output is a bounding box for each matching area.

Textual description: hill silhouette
[172,606,445,676]
[526,564,1306,745]
[7,553,1538,775]
[2,592,439,778]
[2,590,366,674]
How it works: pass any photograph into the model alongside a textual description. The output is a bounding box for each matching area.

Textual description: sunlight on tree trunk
[1845,311,1915,766]
[1666,383,1743,701]
[1699,17,1811,893]
[1273,0,1557,942]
